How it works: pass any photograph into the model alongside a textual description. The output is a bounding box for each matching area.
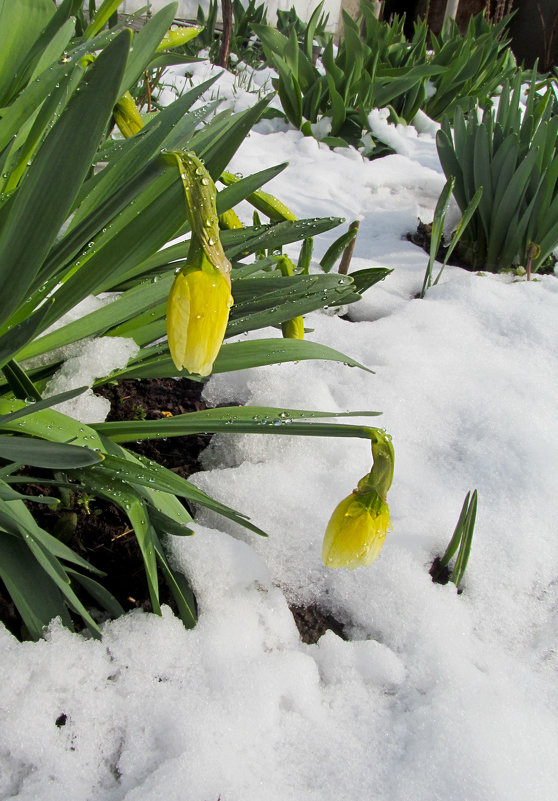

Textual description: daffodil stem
[185,236,204,271]
[367,430,394,498]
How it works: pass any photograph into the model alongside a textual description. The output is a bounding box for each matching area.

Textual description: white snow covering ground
[1,60,558,801]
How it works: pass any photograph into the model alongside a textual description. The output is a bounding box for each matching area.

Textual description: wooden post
[217,0,233,69]
[338,221,360,275]
[443,0,460,26]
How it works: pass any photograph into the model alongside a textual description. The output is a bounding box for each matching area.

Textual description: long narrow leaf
[152,534,197,628]
[222,217,343,259]
[0,303,52,370]
[0,528,72,640]
[0,437,102,469]
[94,405,382,442]
[0,30,132,329]
[101,336,374,382]
[451,490,478,589]
[0,387,88,424]
[78,470,160,614]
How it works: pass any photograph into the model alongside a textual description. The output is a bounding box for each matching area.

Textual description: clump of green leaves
[0,0,391,640]
[250,3,516,155]
[423,12,516,121]
[252,2,438,151]
[276,3,330,48]
[436,74,558,273]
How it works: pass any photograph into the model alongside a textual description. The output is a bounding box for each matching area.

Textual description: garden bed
[1,6,557,801]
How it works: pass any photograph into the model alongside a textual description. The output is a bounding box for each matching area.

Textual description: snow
[44,336,139,423]
[2,61,558,801]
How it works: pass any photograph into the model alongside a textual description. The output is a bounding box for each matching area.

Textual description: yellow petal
[166,268,233,376]
[219,208,244,230]
[281,316,304,340]
[322,492,390,570]
[276,256,303,338]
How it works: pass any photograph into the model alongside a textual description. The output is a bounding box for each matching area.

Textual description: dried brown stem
[217,0,233,69]
[338,221,360,275]
[537,2,558,73]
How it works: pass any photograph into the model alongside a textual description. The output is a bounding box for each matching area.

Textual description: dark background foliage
[381,0,557,70]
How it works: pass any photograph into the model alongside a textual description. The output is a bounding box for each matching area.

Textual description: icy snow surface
[1,62,557,801]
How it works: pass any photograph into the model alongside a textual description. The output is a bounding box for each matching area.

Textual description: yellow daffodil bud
[166,262,233,376]
[219,208,244,230]
[281,316,305,340]
[323,431,394,570]
[165,151,234,376]
[276,255,304,340]
[220,171,297,222]
[322,485,391,569]
[157,23,204,51]
[113,91,143,138]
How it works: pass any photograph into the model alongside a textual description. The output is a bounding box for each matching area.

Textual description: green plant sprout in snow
[430,491,478,592]
[420,178,482,298]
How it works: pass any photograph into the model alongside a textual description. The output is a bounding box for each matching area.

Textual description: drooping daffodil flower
[166,255,233,377]
[165,151,233,377]
[322,430,394,569]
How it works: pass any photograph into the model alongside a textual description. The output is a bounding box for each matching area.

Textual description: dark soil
[428,555,451,585]
[1,377,344,644]
[95,377,212,480]
[0,378,210,639]
[290,604,347,644]
[407,220,472,272]
[408,219,557,276]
